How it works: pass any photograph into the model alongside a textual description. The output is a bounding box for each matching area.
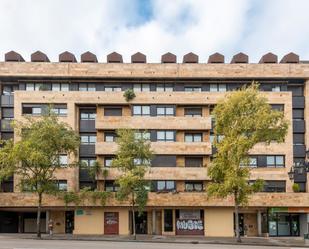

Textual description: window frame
[156,130,175,142]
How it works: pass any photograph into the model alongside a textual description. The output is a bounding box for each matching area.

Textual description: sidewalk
[0,233,307,247]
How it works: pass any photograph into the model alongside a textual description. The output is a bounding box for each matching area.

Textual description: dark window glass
[184,107,202,117]
[164,210,173,232]
[263,181,286,192]
[266,155,285,167]
[293,134,305,145]
[105,132,117,142]
[184,133,202,142]
[104,107,122,116]
[104,156,115,167]
[185,181,203,192]
[293,109,304,120]
[105,181,119,192]
[271,104,284,112]
[185,157,203,167]
[157,84,174,92]
[184,86,201,92]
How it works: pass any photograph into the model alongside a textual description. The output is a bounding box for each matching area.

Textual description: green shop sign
[76,209,84,216]
[269,207,288,213]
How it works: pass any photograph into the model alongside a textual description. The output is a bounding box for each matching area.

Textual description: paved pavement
[0,234,307,249]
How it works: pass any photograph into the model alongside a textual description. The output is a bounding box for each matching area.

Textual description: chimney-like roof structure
[131,52,146,63]
[31,51,50,62]
[107,52,123,63]
[208,53,224,63]
[5,51,25,62]
[259,52,278,63]
[161,52,176,63]
[81,51,98,63]
[231,52,248,63]
[59,51,77,62]
[280,52,299,63]
[183,52,198,63]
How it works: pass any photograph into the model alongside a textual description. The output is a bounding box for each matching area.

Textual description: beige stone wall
[73,207,129,235]
[50,211,65,234]
[1,62,309,78]
[204,208,234,237]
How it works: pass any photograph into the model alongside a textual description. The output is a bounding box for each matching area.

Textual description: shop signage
[76,209,84,216]
[269,207,288,213]
[179,210,201,219]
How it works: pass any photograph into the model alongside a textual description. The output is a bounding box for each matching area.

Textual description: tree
[0,112,80,238]
[207,84,288,242]
[112,129,153,240]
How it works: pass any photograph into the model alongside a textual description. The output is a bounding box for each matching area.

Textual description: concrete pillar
[152,210,156,235]
[257,210,262,237]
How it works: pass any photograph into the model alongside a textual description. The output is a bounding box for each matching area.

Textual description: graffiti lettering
[176,219,204,231]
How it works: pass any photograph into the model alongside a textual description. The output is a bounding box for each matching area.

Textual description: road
[0,238,300,249]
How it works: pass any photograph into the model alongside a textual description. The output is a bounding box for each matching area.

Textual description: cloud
[0,0,308,62]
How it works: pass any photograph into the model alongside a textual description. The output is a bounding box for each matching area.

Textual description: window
[80,111,96,120]
[26,83,45,91]
[240,157,257,167]
[51,105,67,116]
[134,131,151,140]
[155,180,175,192]
[263,181,286,192]
[2,85,18,95]
[272,85,281,92]
[293,134,304,145]
[105,132,117,142]
[184,107,202,117]
[185,86,201,92]
[104,157,114,167]
[79,83,96,91]
[157,84,173,92]
[133,83,150,92]
[271,104,284,112]
[80,158,96,167]
[210,134,224,144]
[185,181,203,192]
[133,105,150,116]
[164,210,173,232]
[22,105,42,115]
[157,106,174,116]
[55,180,67,191]
[185,133,202,142]
[104,107,122,116]
[157,131,175,142]
[210,84,226,92]
[185,157,203,167]
[105,181,119,192]
[59,155,68,166]
[52,83,69,91]
[105,86,121,92]
[266,155,285,167]
[80,135,96,144]
[293,109,304,120]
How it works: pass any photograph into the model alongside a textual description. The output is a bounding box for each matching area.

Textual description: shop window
[157,131,175,142]
[184,133,202,142]
[185,157,203,167]
[164,210,173,232]
[133,105,150,116]
[184,107,202,117]
[104,107,122,116]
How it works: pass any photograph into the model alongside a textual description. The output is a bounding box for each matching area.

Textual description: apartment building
[0,50,308,237]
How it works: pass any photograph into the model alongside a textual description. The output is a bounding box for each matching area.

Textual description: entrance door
[135,212,148,234]
[104,212,119,235]
[65,211,74,234]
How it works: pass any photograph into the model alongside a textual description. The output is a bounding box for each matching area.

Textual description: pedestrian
[48,219,54,236]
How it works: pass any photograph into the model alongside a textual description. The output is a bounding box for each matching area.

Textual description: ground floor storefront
[0,207,308,237]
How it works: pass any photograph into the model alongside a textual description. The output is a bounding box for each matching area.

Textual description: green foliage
[63,191,81,207]
[292,183,300,192]
[207,83,288,205]
[112,129,153,213]
[207,83,288,242]
[123,89,136,102]
[91,190,111,206]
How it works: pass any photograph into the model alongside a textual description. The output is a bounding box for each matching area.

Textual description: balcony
[96,116,211,130]
[97,167,209,181]
[95,142,212,155]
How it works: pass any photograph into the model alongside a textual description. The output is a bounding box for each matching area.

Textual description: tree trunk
[234,195,241,243]
[36,192,42,238]
[131,192,136,240]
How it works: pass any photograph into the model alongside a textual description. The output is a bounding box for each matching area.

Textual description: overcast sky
[0,0,308,63]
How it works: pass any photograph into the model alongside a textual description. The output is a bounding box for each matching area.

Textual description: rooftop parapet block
[259,52,278,63]
[59,51,77,63]
[31,51,50,62]
[131,52,146,63]
[208,53,224,63]
[280,52,299,63]
[107,52,123,63]
[81,51,98,63]
[231,52,249,63]
[5,51,25,62]
[183,52,198,63]
[161,52,177,63]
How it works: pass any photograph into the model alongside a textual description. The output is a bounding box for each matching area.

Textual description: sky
[0,0,308,63]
